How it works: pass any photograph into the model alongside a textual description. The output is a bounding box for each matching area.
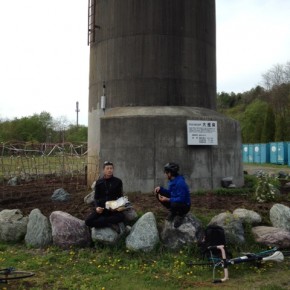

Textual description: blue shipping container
[277,142,288,165]
[248,144,254,163]
[260,143,270,164]
[288,142,290,166]
[270,142,278,164]
[242,144,249,163]
[253,144,261,163]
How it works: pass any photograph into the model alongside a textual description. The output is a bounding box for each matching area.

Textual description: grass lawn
[0,240,289,290]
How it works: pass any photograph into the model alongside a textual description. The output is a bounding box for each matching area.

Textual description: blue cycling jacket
[159,175,191,205]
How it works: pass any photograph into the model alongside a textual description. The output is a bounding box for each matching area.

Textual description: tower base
[93,106,244,193]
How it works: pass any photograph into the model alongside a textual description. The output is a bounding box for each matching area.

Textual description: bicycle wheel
[0,270,34,282]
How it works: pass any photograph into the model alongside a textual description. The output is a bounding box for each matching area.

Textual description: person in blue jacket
[154,162,191,228]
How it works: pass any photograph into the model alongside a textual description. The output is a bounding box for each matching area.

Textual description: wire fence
[0,142,89,188]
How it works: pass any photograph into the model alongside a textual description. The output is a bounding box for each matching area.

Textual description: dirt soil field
[1,166,290,222]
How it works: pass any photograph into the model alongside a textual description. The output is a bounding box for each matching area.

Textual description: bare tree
[284,61,290,83]
[53,116,70,143]
[261,61,290,141]
[262,63,286,89]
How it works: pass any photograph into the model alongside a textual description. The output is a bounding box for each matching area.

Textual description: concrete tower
[87,0,244,192]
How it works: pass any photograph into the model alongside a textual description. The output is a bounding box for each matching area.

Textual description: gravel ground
[243,164,290,176]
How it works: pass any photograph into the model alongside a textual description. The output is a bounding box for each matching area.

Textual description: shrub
[243,174,258,189]
[254,172,278,203]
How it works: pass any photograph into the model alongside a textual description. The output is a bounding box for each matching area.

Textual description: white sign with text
[187,120,218,145]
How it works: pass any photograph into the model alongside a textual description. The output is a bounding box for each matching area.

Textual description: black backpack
[199,225,231,259]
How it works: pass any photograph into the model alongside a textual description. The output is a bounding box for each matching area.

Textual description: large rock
[160,213,203,250]
[25,209,52,248]
[270,204,290,231]
[84,191,94,205]
[49,211,91,248]
[7,176,20,186]
[233,208,262,225]
[126,212,159,252]
[91,223,125,245]
[252,226,290,248]
[123,208,138,222]
[209,212,245,244]
[51,188,71,201]
[0,209,28,242]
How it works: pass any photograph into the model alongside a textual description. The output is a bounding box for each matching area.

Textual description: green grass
[0,155,87,180]
[0,240,289,290]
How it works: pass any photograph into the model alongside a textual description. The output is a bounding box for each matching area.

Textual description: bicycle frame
[208,245,284,283]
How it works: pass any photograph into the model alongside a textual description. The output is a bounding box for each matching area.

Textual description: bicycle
[0,267,34,284]
[188,245,290,283]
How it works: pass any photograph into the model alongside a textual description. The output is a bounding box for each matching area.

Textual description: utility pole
[75,101,80,127]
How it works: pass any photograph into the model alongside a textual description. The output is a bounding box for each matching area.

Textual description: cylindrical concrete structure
[89,0,216,109]
[88,0,244,191]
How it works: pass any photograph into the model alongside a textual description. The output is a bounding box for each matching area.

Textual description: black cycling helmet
[164,162,179,176]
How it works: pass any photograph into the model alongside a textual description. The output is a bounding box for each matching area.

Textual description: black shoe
[174,215,184,228]
[108,223,120,234]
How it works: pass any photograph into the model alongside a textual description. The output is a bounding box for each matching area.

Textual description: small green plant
[192,189,207,196]
[254,172,278,203]
[243,174,258,189]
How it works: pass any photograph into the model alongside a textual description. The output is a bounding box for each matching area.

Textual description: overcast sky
[0,0,289,125]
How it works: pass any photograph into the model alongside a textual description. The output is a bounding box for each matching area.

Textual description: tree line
[217,61,290,143]
[1,61,289,144]
[0,112,87,143]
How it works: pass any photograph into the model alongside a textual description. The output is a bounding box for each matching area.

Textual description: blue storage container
[288,142,290,166]
[242,144,249,163]
[260,143,270,164]
[270,142,278,164]
[253,144,261,163]
[277,142,288,165]
[248,144,254,163]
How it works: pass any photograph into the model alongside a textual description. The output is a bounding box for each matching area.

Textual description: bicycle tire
[0,270,34,281]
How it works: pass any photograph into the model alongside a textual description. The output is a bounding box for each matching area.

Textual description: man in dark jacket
[85,161,125,233]
[154,162,191,228]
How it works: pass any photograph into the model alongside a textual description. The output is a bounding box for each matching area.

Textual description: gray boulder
[160,213,202,250]
[91,223,125,245]
[51,188,71,201]
[126,212,159,252]
[123,208,138,222]
[270,204,290,231]
[25,209,52,248]
[84,191,94,205]
[209,212,245,244]
[252,226,290,248]
[7,176,20,186]
[0,209,28,242]
[233,208,262,225]
[49,211,91,248]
